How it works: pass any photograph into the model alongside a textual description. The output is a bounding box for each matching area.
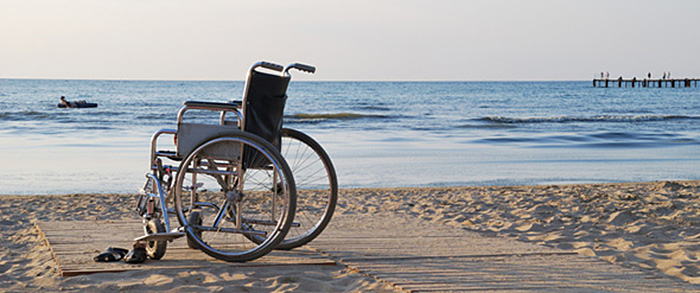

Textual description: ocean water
[1,79,699,195]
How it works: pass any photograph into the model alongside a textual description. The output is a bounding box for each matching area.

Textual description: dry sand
[342,180,700,285]
[1,180,699,291]
[0,193,393,292]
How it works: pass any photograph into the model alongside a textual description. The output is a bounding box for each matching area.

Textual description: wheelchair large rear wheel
[174,132,296,262]
[275,128,337,249]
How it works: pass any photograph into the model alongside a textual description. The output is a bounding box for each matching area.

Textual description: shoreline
[3,178,698,197]
[2,180,699,291]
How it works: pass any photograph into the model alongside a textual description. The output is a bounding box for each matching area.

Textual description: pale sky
[2,0,699,81]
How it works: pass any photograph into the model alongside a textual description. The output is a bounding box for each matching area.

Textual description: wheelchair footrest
[134,232,185,242]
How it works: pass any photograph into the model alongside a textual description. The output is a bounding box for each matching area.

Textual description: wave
[136,113,173,120]
[478,115,697,124]
[358,105,392,111]
[286,113,390,122]
[456,123,517,129]
[0,110,52,121]
[471,131,700,149]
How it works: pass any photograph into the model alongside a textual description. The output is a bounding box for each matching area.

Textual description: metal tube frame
[144,173,173,233]
[138,61,315,253]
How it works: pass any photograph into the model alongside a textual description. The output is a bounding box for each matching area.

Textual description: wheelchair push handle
[252,61,284,72]
[285,63,316,75]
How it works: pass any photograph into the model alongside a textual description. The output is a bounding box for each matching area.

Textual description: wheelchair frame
[135,61,337,262]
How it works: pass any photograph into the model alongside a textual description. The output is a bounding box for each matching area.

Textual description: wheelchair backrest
[242,70,291,150]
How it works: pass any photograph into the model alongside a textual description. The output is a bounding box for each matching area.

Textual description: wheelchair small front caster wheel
[187,210,203,250]
[145,219,167,260]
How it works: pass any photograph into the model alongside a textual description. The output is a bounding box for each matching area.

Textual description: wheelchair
[134,61,338,262]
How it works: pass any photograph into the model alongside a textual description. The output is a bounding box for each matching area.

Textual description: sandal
[124,242,148,264]
[93,247,129,262]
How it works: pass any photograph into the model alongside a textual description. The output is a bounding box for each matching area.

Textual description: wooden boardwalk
[310,213,697,292]
[35,220,335,277]
[37,214,699,291]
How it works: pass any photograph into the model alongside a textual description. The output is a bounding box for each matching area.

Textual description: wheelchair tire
[145,219,167,260]
[275,128,338,249]
[173,131,296,262]
[186,210,202,250]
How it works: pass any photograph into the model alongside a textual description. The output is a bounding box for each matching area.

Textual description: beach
[3,1,700,290]
[2,180,699,291]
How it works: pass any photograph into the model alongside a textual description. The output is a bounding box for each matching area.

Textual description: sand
[1,180,699,291]
[0,193,393,292]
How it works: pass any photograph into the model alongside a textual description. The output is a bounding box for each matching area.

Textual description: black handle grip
[286,63,316,74]
[295,63,316,73]
[258,61,284,72]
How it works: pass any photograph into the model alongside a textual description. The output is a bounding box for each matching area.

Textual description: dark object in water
[57,102,98,108]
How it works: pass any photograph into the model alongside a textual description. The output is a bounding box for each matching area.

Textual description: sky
[1,0,699,81]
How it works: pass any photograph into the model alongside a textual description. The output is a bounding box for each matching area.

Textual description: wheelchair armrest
[150,129,177,168]
[179,101,243,126]
[183,101,241,111]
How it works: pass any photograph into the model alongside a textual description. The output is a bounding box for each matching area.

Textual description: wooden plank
[335,251,578,262]
[306,213,697,292]
[35,221,336,277]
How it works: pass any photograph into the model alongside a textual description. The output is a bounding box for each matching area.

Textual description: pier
[593,78,700,88]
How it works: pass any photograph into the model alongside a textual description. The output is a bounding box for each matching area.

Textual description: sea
[1,79,699,195]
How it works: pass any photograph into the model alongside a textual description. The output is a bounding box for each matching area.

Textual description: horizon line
[1,77,593,83]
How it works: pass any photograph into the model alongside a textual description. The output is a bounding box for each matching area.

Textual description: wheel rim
[174,135,295,261]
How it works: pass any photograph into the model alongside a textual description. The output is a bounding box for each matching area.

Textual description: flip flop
[93,247,129,262]
[124,245,147,264]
